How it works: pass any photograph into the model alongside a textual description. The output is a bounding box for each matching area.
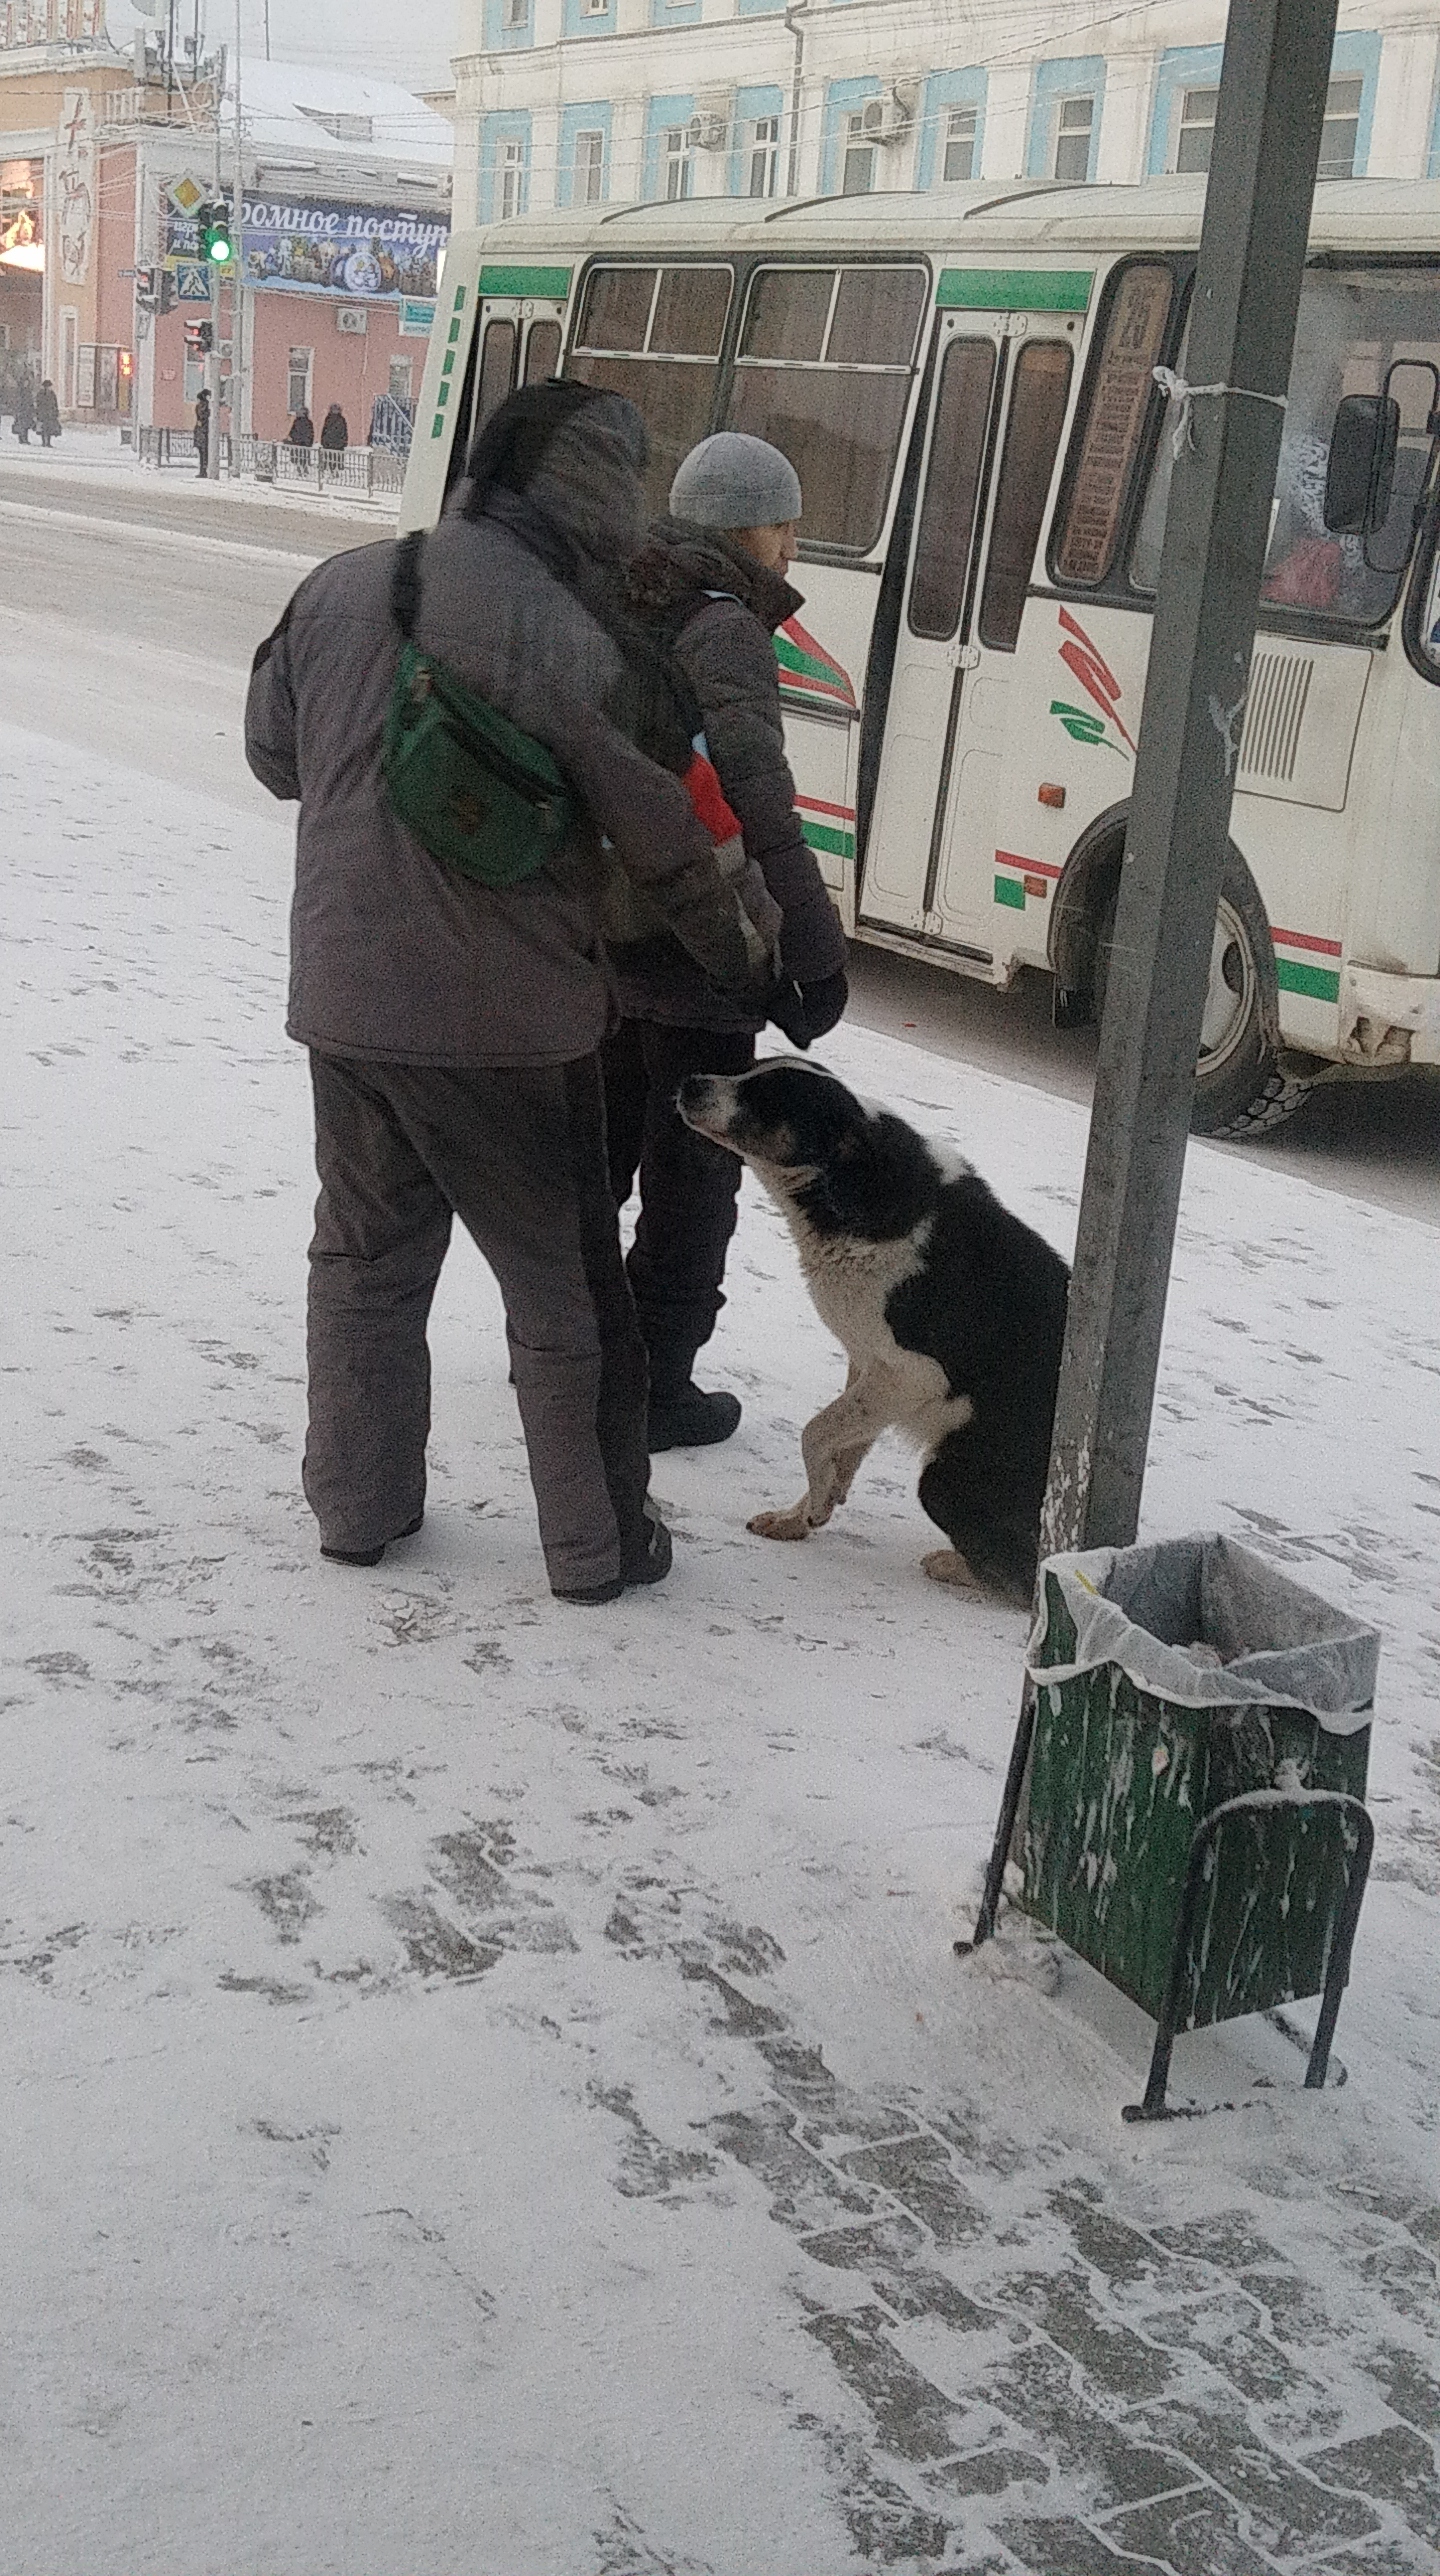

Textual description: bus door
[424,292,567,522]
[861,311,1075,952]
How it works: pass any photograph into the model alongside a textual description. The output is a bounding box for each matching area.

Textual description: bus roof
[452,177,1440,270]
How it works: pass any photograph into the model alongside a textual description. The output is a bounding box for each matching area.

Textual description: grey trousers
[304,1050,651,1595]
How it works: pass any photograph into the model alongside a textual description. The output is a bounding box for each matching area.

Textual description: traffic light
[134,263,157,308]
[183,318,215,358]
[199,201,234,265]
[159,267,176,316]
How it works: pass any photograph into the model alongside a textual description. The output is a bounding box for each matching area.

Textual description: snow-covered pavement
[3,719,1438,2574]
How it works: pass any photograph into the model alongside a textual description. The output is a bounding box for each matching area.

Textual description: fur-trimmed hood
[625,518,802,638]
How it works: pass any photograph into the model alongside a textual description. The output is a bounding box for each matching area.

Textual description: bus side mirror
[1323,394,1399,534]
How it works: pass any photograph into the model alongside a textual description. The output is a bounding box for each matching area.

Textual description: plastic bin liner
[1025,1534,1379,1731]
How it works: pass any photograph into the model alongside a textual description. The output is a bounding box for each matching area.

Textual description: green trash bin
[966,1536,1379,2120]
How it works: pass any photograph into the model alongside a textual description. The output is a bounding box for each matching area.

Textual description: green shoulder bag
[381,529,576,889]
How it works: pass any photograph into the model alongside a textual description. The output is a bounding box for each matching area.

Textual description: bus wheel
[1093,859,1315,1140]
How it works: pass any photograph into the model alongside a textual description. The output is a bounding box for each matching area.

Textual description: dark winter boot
[647,1382,742,1451]
[554,1506,673,1606]
[321,1511,423,1568]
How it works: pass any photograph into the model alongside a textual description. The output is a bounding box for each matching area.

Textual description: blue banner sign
[167,193,448,302]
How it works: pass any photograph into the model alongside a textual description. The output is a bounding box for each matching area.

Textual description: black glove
[798,970,848,1041]
[765,978,815,1050]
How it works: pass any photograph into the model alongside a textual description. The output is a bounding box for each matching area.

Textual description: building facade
[451,0,1440,228]
[0,17,451,439]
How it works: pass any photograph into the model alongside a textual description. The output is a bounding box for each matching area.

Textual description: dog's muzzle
[676,1073,739,1144]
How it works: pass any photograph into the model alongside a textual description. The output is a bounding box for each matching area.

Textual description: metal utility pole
[204,42,225,479]
[1040,0,1340,1561]
[228,0,244,475]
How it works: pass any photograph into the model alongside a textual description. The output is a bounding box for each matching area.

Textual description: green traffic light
[200,203,234,264]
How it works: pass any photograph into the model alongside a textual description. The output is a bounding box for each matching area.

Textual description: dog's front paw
[922,1547,978,1590]
[748,1506,813,1542]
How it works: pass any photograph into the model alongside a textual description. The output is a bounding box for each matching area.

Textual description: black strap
[391,528,425,642]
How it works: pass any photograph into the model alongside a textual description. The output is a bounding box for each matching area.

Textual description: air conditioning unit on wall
[861,84,918,146]
[687,95,732,152]
[336,306,368,335]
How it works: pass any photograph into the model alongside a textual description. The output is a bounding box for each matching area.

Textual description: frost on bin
[1020,1535,1379,2032]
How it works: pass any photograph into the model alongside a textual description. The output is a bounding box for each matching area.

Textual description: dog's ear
[813,1123,880,1227]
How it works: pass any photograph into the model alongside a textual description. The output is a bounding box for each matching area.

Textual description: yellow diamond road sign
[170,176,203,212]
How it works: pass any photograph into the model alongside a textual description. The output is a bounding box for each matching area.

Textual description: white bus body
[401,180,1440,1135]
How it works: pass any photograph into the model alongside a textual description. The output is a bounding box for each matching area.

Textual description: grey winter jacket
[610,519,849,1031]
[245,399,769,1069]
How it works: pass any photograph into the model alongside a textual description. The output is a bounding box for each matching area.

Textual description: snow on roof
[226,59,453,177]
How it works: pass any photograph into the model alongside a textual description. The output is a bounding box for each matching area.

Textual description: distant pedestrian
[319,403,348,478]
[12,379,35,444]
[287,404,314,449]
[194,386,211,478]
[35,380,60,447]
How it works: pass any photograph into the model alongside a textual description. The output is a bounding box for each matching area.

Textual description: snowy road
[3,480,1439,2575]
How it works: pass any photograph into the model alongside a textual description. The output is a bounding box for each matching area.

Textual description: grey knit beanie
[669,431,802,531]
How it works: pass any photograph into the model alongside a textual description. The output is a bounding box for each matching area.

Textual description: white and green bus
[401,179,1440,1136]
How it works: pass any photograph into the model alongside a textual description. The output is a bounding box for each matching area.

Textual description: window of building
[569,262,733,503]
[726,262,927,550]
[502,0,529,26]
[298,107,374,142]
[1175,85,1218,173]
[663,125,693,202]
[287,345,313,417]
[499,137,525,220]
[574,128,605,205]
[942,105,977,183]
[1054,259,1175,586]
[1175,72,1365,182]
[908,337,997,638]
[1319,76,1364,180]
[749,114,780,199]
[841,111,875,196]
[581,0,609,13]
[1053,95,1094,184]
[979,341,1074,649]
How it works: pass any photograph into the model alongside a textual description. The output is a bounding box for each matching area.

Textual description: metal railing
[137,424,405,498]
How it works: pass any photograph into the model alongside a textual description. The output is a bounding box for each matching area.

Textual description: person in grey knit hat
[601,429,850,1452]
[669,432,803,536]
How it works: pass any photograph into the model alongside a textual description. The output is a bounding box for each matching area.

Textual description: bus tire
[1092,855,1316,1141]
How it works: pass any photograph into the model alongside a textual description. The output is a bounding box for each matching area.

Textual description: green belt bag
[381,528,576,889]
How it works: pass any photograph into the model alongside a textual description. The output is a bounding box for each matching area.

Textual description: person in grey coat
[603,432,850,1449]
[245,383,770,1604]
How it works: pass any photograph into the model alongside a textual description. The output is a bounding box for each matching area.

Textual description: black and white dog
[678,1059,1070,1598]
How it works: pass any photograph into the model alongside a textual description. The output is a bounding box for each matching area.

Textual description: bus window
[1131,271,1440,625]
[908,338,997,640]
[979,341,1074,651]
[1128,313,1188,593]
[523,319,561,383]
[567,263,733,507]
[726,264,926,553]
[1054,261,1174,587]
[651,265,730,357]
[474,319,518,436]
[1261,275,1440,624]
